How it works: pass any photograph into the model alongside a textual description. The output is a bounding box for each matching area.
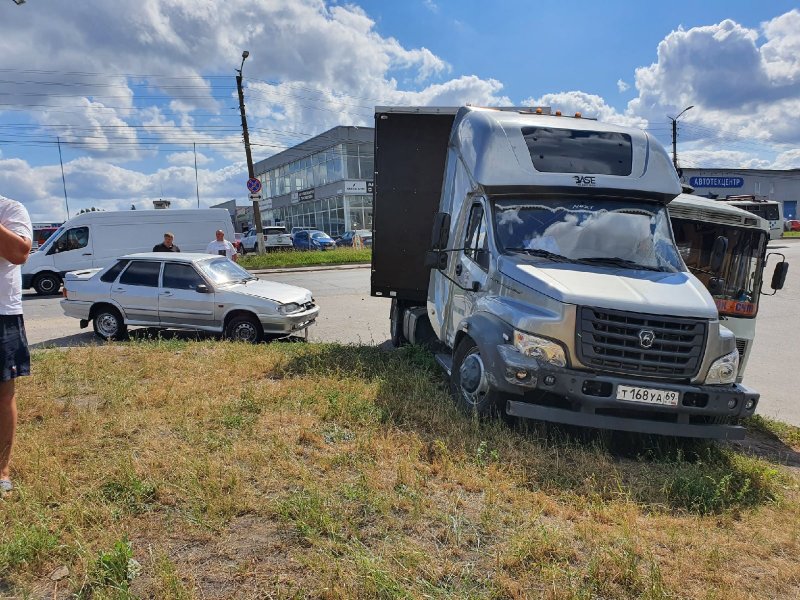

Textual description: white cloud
[772,149,800,170]
[521,91,647,128]
[677,149,772,170]
[166,151,213,167]
[617,79,630,92]
[423,0,440,14]
[628,10,800,147]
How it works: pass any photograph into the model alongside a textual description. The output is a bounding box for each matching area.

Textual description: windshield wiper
[507,248,573,262]
[575,256,663,272]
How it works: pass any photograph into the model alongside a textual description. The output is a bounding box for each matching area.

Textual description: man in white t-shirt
[206,229,238,262]
[0,195,33,494]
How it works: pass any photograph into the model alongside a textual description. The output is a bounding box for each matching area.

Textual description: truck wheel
[451,337,503,417]
[390,299,407,347]
[92,306,128,341]
[224,315,262,343]
[33,272,61,295]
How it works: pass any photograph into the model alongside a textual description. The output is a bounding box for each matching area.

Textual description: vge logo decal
[573,175,596,186]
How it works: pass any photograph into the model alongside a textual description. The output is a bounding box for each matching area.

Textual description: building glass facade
[254,128,374,238]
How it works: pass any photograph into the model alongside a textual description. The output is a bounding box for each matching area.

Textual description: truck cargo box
[371,108,457,302]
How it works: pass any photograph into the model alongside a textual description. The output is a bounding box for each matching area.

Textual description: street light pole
[236,50,265,253]
[668,105,694,172]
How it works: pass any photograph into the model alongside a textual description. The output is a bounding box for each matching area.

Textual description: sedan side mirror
[196,284,210,293]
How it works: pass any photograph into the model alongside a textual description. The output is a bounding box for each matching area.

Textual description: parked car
[293,230,336,250]
[240,227,293,254]
[336,229,373,248]
[784,219,800,232]
[60,253,319,343]
[290,226,312,241]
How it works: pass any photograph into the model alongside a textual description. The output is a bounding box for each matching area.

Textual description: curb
[249,262,370,275]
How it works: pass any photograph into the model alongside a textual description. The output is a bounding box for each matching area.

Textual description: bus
[715,195,783,240]
[669,194,787,381]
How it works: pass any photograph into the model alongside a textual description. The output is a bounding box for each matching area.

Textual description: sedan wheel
[93,306,128,341]
[224,316,262,343]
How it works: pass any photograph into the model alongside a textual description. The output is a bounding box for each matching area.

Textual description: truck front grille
[577,307,707,380]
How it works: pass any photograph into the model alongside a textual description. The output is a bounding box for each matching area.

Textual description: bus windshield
[671,219,767,317]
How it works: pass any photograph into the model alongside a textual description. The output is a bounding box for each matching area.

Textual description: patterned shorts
[0,314,30,382]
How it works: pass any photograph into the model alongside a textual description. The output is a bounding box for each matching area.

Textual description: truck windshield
[492,198,684,272]
[671,219,767,317]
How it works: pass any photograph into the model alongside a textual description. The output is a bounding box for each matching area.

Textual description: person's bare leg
[0,378,17,483]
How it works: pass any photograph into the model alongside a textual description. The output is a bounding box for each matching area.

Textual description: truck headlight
[278,302,301,315]
[705,350,739,385]
[513,330,566,368]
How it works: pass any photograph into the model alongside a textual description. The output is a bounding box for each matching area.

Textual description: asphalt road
[21,242,800,426]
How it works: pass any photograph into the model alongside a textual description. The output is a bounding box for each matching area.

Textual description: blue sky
[1,1,799,220]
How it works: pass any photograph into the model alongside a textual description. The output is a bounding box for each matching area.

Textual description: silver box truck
[371,106,762,440]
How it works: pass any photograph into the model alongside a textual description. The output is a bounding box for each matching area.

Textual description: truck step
[434,353,453,376]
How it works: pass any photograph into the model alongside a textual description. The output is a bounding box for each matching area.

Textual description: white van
[22,209,235,295]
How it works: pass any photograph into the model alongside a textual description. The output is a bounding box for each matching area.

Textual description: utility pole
[193,142,200,208]
[57,136,70,219]
[236,50,265,253]
[668,105,694,172]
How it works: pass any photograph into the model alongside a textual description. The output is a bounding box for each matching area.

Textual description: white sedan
[60,253,319,342]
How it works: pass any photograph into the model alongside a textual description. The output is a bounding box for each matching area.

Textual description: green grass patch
[238,247,371,269]
[781,231,800,238]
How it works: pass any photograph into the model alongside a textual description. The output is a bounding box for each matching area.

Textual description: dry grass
[2,341,799,599]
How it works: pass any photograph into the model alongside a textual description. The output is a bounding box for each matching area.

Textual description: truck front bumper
[493,344,758,440]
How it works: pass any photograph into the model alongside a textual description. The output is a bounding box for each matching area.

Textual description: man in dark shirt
[152,232,180,252]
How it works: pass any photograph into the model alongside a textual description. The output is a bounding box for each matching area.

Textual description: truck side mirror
[424,250,448,270]
[771,261,788,290]
[709,236,728,273]
[431,212,450,250]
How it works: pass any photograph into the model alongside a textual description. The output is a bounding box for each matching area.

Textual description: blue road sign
[247,178,262,193]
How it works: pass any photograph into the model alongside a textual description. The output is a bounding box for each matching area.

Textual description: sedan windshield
[493,198,684,272]
[311,232,332,240]
[197,257,255,284]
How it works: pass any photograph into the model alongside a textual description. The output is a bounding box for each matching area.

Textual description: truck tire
[33,272,61,295]
[451,337,504,417]
[92,305,128,341]
[390,298,407,347]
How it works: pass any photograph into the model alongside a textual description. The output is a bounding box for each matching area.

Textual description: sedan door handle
[82,253,92,256]
[112,288,125,293]
[160,291,173,296]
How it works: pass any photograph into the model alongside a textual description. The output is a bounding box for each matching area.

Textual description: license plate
[616,385,680,406]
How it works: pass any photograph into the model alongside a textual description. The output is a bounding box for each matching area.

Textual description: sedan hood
[498,255,717,319]
[224,279,312,304]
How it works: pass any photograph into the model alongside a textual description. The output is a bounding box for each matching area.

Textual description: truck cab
[372,106,760,440]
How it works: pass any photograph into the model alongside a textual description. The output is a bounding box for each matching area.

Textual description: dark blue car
[293,230,336,251]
